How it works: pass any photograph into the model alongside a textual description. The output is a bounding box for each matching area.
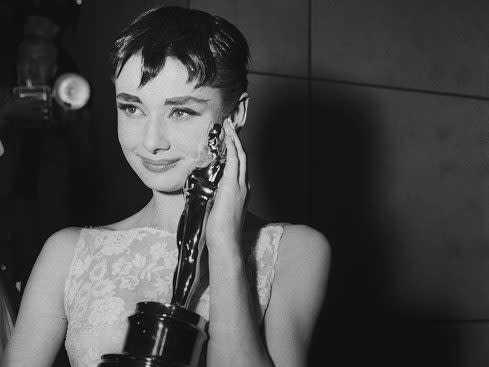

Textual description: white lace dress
[64,224,284,367]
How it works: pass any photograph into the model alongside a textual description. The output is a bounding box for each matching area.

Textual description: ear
[228,92,249,132]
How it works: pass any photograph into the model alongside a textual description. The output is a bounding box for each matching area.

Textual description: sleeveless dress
[64,224,284,367]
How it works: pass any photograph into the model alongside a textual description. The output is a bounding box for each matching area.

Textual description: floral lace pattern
[64,224,284,367]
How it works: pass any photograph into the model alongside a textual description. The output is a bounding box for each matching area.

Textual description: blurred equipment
[13,72,90,111]
[52,73,90,110]
[11,15,90,126]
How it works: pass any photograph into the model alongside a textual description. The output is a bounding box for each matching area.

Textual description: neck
[136,189,186,234]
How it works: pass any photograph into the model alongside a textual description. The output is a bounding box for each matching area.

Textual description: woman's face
[115,54,225,192]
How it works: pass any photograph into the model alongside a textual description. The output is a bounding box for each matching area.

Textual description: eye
[169,108,198,120]
[117,103,144,117]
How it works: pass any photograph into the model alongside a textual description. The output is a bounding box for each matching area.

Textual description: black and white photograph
[0,1,487,366]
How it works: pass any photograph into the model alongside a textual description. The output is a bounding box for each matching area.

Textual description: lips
[140,157,181,173]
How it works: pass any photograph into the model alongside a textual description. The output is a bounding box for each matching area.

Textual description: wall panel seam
[250,71,489,101]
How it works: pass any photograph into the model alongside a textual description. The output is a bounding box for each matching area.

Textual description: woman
[2,6,330,367]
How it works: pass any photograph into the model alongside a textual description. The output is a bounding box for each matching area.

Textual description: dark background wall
[5,0,488,366]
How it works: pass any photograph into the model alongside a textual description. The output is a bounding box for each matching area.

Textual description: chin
[153,180,185,194]
[138,171,186,193]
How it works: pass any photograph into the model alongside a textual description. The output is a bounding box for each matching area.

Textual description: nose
[142,115,171,153]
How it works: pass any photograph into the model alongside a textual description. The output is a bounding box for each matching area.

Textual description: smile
[141,158,181,173]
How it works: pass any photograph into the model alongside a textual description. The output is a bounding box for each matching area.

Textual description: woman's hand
[205,120,248,255]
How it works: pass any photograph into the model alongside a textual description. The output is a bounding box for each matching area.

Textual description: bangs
[112,7,217,88]
[111,6,249,109]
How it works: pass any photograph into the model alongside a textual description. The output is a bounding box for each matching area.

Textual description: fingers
[223,120,239,180]
[229,124,247,187]
[223,120,247,189]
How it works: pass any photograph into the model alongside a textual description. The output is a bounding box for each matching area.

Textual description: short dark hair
[111,6,250,111]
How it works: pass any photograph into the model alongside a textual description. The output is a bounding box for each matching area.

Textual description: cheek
[172,125,211,159]
[117,120,139,150]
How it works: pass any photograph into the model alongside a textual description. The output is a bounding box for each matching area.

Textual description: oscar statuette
[98,123,226,367]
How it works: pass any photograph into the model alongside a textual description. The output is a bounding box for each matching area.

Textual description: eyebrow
[115,93,210,106]
[116,93,142,103]
[164,96,210,105]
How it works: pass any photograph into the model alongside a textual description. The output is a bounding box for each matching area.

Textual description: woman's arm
[205,120,330,366]
[205,120,274,367]
[206,225,330,367]
[1,227,79,367]
[207,244,274,367]
[264,225,330,367]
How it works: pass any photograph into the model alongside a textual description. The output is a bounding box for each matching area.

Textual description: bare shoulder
[270,223,331,309]
[21,227,83,303]
[277,224,331,271]
[46,226,83,244]
[42,227,82,255]
[35,227,83,272]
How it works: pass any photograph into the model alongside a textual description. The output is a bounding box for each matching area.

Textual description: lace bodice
[64,224,284,367]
